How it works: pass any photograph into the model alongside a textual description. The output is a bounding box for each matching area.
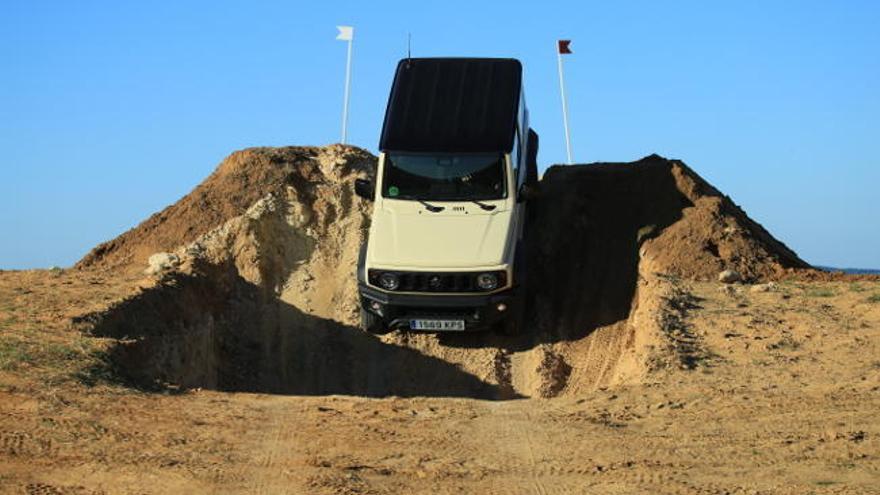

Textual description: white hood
[367,202,515,269]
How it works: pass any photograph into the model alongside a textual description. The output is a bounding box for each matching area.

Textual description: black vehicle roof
[379,58,522,153]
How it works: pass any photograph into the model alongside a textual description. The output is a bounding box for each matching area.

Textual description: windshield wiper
[395,194,445,212]
[470,200,496,211]
[418,199,445,213]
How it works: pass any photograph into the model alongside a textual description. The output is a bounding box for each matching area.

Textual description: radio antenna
[406,33,412,67]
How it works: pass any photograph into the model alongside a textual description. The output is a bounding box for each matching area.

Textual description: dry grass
[0,330,101,377]
[0,337,33,370]
[805,287,836,298]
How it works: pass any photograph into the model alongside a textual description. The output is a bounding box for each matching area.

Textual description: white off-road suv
[355,58,538,335]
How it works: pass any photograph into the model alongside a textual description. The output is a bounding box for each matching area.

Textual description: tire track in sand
[244,397,298,495]
[476,402,583,495]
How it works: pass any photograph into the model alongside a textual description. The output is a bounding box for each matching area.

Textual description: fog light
[370,301,381,310]
[497,303,507,312]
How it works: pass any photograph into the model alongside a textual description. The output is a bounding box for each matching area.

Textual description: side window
[513,91,527,185]
[513,124,522,182]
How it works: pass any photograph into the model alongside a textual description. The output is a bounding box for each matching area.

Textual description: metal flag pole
[557,40,573,165]
[337,26,354,144]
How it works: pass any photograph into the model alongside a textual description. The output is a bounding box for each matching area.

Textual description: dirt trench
[76,149,809,399]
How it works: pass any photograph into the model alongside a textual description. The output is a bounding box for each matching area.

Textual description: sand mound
[76,145,377,273]
[536,155,808,288]
[75,148,812,398]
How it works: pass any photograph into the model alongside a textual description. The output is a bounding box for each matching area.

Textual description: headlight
[476,272,499,290]
[378,272,400,291]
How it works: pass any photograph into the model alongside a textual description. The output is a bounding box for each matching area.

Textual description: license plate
[410,319,466,331]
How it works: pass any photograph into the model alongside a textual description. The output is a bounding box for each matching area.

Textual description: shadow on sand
[80,266,515,399]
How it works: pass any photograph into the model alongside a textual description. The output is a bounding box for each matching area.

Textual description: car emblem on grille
[428,275,442,289]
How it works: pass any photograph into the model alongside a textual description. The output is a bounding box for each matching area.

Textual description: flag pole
[341,34,353,144]
[557,43,573,165]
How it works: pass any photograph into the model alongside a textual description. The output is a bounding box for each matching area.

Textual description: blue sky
[2,1,878,269]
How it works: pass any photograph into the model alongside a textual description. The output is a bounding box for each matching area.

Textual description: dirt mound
[75,148,814,399]
[76,145,377,273]
[536,155,809,287]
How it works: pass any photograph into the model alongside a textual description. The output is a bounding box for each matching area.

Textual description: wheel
[360,309,391,334]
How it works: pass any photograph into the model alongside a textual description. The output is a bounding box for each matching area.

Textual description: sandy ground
[1,147,876,493]
[1,270,878,494]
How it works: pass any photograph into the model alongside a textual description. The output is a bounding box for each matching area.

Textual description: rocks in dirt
[819,429,868,443]
[717,285,740,295]
[749,282,778,293]
[718,269,742,284]
[492,350,516,399]
[145,252,180,275]
[536,349,572,398]
[716,271,779,293]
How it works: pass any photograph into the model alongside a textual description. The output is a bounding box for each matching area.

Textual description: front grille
[398,272,476,292]
[368,269,507,293]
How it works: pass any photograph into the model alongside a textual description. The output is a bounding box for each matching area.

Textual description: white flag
[336,25,353,41]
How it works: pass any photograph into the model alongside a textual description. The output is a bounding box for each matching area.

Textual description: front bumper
[358,283,520,332]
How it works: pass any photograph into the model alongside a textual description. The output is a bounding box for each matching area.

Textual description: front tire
[360,310,391,334]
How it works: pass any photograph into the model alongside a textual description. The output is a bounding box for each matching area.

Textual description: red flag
[557,40,572,54]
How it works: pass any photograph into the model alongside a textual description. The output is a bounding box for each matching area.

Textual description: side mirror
[526,128,539,186]
[518,183,539,202]
[354,178,374,201]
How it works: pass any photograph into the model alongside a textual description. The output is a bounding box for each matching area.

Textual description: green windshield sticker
[388,186,399,197]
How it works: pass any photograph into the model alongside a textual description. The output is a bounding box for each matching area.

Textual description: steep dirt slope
[537,155,808,291]
[76,145,377,273]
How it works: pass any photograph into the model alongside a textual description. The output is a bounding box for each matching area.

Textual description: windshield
[382,153,506,201]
